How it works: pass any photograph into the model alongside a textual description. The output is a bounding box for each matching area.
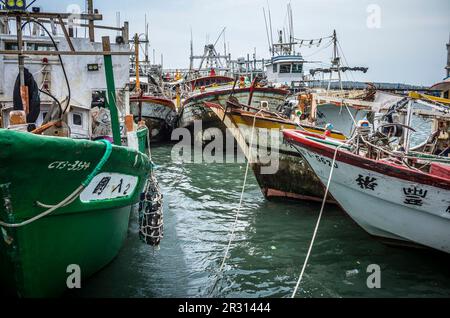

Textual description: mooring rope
[291,135,355,298]
[0,140,112,228]
[210,109,262,296]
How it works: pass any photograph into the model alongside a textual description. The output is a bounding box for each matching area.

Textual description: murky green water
[70,143,450,298]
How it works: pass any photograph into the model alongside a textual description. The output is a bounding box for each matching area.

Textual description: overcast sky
[27,0,450,86]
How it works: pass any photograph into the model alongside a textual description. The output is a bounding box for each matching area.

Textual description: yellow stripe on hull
[230,114,346,140]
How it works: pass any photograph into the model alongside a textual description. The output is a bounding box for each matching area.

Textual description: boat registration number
[80,173,138,203]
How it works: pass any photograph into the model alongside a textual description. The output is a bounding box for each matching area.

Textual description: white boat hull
[294,145,450,253]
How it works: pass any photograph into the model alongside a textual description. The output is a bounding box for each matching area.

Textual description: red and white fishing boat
[283,97,450,253]
[179,85,289,133]
[130,95,177,143]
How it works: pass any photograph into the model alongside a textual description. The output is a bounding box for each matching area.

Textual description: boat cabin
[0,31,130,139]
[265,55,304,88]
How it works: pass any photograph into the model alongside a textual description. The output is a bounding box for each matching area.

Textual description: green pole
[102,36,122,146]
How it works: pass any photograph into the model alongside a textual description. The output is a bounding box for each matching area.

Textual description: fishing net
[138,174,163,246]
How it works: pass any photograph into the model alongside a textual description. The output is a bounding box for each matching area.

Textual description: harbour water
[68,142,450,298]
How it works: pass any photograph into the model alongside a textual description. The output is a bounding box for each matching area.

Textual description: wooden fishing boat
[308,91,376,137]
[129,32,177,143]
[0,5,158,297]
[179,87,289,134]
[283,96,450,252]
[204,99,345,202]
[130,95,177,143]
[186,75,235,94]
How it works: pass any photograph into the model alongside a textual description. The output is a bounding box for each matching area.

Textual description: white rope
[291,135,355,298]
[36,192,79,209]
[211,109,262,294]
[0,185,84,228]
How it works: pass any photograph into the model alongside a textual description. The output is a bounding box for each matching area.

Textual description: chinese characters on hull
[403,187,428,207]
[356,175,378,191]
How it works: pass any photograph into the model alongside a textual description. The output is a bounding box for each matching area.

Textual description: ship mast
[190,27,229,74]
[446,33,450,78]
[134,33,141,92]
[270,4,297,56]
[145,14,149,65]
[329,29,343,91]
[308,30,369,91]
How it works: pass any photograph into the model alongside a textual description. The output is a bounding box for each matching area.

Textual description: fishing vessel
[129,33,177,143]
[179,85,289,135]
[205,98,346,202]
[177,27,285,137]
[186,74,234,94]
[262,3,305,90]
[203,84,391,201]
[283,95,450,252]
[130,95,177,143]
[0,4,158,297]
[292,87,378,137]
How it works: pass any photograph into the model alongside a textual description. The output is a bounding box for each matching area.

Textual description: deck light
[5,0,26,11]
[87,64,99,72]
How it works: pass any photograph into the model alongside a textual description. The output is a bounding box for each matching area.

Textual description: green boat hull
[0,129,152,297]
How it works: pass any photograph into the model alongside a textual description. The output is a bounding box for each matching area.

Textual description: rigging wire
[290,134,356,298]
[337,39,356,83]
[209,109,262,296]
[25,0,37,10]
[263,7,272,53]
[303,39,333,58]
[38,89,63,116]
[266,0,274,49]
[294,35,334,44]
[21,19,71,118]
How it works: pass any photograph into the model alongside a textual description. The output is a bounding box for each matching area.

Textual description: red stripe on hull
[130,96,175,109]
[183,87,289,105]
[283,130,450,190]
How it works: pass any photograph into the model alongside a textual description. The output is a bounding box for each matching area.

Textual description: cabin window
[29,43,54,51]
[73,113,83,126]
[292,63,303,73]
[273,64,278,73]
[279,64,291,73]
[444,90,449,99]
[5,42,18,50]
[42,112,48,121]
